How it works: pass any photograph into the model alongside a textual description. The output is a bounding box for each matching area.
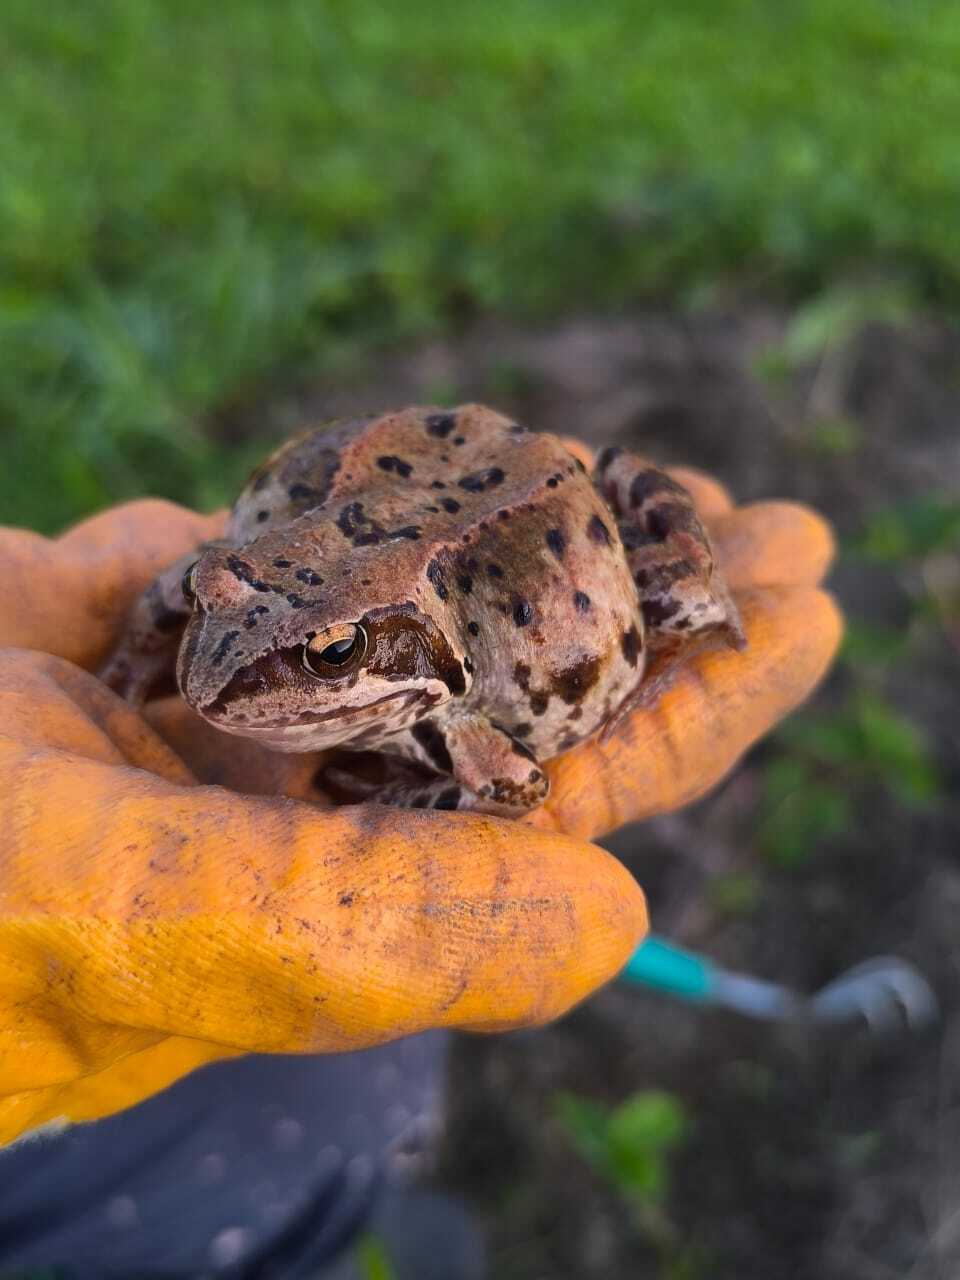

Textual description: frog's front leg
[100,548,207,704]
[594,447,746,728]
[324,713,550,817]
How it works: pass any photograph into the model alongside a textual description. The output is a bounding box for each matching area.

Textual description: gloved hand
[0,463,840,1145]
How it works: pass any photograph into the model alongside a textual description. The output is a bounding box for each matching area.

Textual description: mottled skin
[102,405,744,816]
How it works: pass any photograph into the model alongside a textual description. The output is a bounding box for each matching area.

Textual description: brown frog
[102,405,744,816]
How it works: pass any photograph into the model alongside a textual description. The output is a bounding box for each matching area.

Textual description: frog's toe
[99,652,165,706]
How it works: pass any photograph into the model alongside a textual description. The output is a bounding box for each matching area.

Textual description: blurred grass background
[4,0,960,531]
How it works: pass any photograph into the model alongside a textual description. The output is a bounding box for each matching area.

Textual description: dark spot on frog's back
[427,560,449,602]
[550,653,602,704]
[295,568,323,587]
[424,412,456,438]
[337,502,365,538]
[273,558,292,568]
[573,591,591,612]
[587,514,612,546]
[467,621,480,637]
[621,625,642,668]
[456,573,473,594]
[513,600,534,628]
[458,467,505,493]
[545,528,566,560]
[441,497,461,514]
[376,455,413,478]
[513,662,531,691]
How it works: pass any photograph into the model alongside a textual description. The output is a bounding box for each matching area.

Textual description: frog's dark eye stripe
[181,561,200,604]
[301,625,368,678]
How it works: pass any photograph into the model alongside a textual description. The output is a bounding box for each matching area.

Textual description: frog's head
[176,534,467,752]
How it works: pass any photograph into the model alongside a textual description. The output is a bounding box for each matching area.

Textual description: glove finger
[0,501,226,669]
[528,584,843,840]
[0,651,646,1142]
[1,1038,240,1146]
[710,501,836,589]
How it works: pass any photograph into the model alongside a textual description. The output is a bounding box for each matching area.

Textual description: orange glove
[0,465,840,1145]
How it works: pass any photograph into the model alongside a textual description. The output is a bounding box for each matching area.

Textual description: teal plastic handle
[621,934,712,1001]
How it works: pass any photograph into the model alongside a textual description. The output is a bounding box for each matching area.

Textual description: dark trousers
[0,1033,461,1278]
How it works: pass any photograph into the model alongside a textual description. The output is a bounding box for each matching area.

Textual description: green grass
[4,0,960,530]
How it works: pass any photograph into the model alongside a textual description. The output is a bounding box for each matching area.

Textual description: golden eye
[181,561,200,604]
[301,625,367,677]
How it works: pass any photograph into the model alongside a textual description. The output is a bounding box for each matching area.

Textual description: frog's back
[229,405,644,758]
[232,405,568,535]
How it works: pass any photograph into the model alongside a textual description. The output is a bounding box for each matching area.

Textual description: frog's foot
[593,446,745,654]
[322,765,478,813]
[324,713,551,818]
[101,649,178,706]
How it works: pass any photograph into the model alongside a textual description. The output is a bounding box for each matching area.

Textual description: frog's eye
[301,625,368,677]
[181,561,200,604]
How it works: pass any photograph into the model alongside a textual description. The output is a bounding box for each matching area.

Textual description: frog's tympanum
[103,406,745,816]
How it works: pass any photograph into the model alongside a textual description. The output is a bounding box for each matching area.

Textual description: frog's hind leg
[100,548,207,704]
[594,447,745,734]
[322,713,550,817]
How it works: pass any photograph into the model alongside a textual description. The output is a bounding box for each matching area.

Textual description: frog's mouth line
[201,687,425,731]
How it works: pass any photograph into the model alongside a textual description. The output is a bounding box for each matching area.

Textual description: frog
[101,404,745,817]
